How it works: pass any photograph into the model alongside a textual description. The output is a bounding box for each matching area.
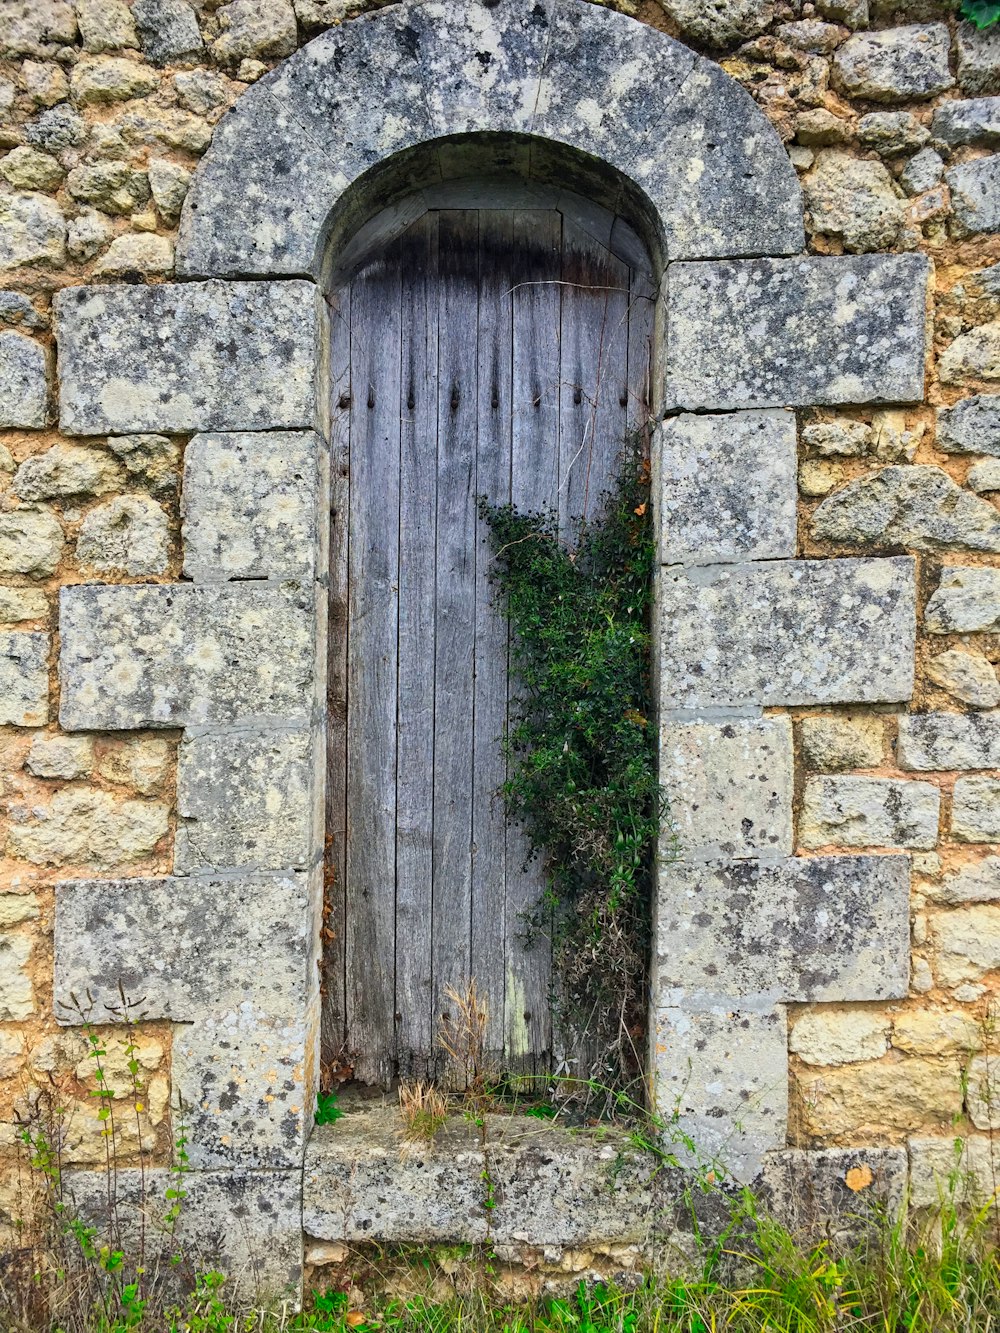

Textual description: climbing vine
[479,444,669,1105]
[960,0,1000,26]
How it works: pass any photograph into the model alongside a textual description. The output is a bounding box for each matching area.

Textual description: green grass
[7,1182,1000,1333]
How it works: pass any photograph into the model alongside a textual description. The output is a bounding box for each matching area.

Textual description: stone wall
[1,0,1000,1285]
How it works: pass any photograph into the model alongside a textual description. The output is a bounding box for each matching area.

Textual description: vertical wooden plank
[558,218,630,540]
[322,282,351,1068]
[470,211,514,1069]
[345,244,402,1087]
[395,214,438,1081]
[431,210,480,1086]
[506,210,563,1078]
[626,259,656,437]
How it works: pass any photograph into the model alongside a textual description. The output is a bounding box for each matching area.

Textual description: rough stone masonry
[1,0,1000,1301]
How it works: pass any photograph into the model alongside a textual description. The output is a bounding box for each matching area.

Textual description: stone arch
[175,0,804,281]
[51,0,930,1292]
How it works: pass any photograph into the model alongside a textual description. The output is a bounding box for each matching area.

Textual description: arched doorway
[323,182,656,1086]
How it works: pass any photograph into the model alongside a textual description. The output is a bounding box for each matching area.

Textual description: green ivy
[479,446,669,1098]
[960,0,1000,27]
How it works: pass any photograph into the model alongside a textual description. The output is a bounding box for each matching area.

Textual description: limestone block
[532,4,694,177]
[0,893,38,929]
[0,933,34,1020]
[182,431,319,580]
[174,70,229,115]
[117,107,211,156]
[0,509,63,576]
[658,412,796,565]
[59,583,314,730]
[0,332,47,427]
[653,1004,788,1182]
[55,280,322,436]
[67,163,150,216]
[631,57,805,262]
[789,1010,890,1065]
[63,1167,301,1299]
[811,466,1000,554]
[76,496,170,576]
[147,159,191,226]
[14,444,123,500]
[133,0,203,65]
[929,904,1000,986]
[952,777,1000,842]
[939,322,1000,386]
[961,1056,999,1132]
[925,567,1000,633]
[0,1028,24,1078]
[899,714,1000,771]
[92,234,175,278]
[212,0,296,65]
[70,57,159,106]
[797,1057,962,1138]
[969,459,1000,493]
[24,106,87,156]
[800,776,939,850]
[958,21,1000,95]
[803,151,906,252]
[0,291,46,331]
[947,156,1000,236]
[910,1135,997,1207]
[0,192,66,268]
[67,211,112,262]
[934,99,1000,149]
[54,874,309,1024]
[0,1,77,58]
[800,715,884,770]
[665,256,928,410]
[926,650,1000,709]
[6,788,168,867]
[174,1011,309,1169]
[0,147,64,191]
[107,433,180,497]
[761,1148,907,1243]
[76,0,139,53]
[658,0,771,45]
[659,557,916,709]
[901,148,945,196]
[26,733,93,779]
[893,1010,980,1056]
[657,854,910,1003]
[857,112,929,156]
[96,737,171,795]
[175,729,312,872]
[659,718,793,859]
[832,25,954,102]
[931,857,1000,904]
[0,588,46,623]
[305,1106,661,1245]
[802,420,872,457]
[0,631,48,726]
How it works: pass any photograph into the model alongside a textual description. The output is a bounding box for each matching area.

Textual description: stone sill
[302,1103,665,1248]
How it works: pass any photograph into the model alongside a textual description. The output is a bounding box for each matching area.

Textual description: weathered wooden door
[324,193,654,1087]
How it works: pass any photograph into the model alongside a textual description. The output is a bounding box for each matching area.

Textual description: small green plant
[480,444,669,1100]
[960,0,1000,27]
[315,1090,345,1126]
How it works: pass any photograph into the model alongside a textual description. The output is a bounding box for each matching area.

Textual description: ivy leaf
[960,0,1000,28]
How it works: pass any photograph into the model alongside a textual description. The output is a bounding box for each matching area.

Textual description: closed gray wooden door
[324,201,654,1087]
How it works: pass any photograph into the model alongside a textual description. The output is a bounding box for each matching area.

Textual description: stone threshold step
[302,1103,665,1248]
